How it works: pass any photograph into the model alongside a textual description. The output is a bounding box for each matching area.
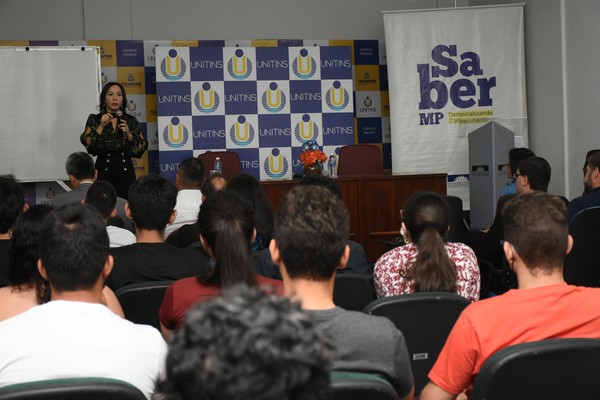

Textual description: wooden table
[261,174,447,262]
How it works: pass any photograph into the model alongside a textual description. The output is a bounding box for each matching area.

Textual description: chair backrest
[333,272,374,311]
[0,378,146,400]
[363,292,470,394]
[442,195,467,243]
[331,372,399,400]
[564,206,600,287]
[470,338,600,400]
[115,280,174,330]
[197,151,243,180]
[337,144,383,176]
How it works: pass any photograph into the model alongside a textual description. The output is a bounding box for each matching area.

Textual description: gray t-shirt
[307,307,414,398]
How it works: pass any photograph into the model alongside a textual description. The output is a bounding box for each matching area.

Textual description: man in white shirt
[164,157,205,239]
[0,203,166,399]
[85,180,136,248]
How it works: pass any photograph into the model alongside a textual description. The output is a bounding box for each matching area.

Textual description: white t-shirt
[164,189,203,239]
[107,225,137,248]
[0,301,167,399]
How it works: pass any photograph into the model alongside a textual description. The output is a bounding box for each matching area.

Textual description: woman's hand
[97,113,114,135]
[119,120,133,141]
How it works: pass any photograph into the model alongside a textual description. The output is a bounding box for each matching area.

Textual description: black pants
[95,152,136,199]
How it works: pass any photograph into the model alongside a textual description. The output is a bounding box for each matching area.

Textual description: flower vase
[303,163,323,176]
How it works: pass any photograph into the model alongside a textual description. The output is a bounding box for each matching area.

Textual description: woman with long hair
[80,82,147,199]
[374,191,480,302]
[159,190,282,339]
[0,205,124,321]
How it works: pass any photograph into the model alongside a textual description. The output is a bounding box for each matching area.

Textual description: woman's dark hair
[99,82,128,114]
[226,174,274,251]
[197,190,257,288]
[8,204,53,303]
[403,191,457,293]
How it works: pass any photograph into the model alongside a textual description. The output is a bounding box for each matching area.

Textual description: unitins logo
[294,114,319,142]
[162,117,189,148]
[229,116,255,146]
[227,49,253,80]
[194,82,220,113]
[261,82,286,113]
[292,48,317,79]
[325,81,349,111]
[263,148,289,179]
[160,49,186,80]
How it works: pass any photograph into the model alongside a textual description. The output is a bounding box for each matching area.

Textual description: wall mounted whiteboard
[0,46,101,181]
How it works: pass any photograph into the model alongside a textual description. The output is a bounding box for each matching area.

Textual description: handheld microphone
[115,110,124,137]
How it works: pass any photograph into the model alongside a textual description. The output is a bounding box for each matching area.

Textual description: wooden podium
[261,174,447,262]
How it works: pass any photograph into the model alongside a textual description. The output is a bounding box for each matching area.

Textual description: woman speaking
[80,82,147,199]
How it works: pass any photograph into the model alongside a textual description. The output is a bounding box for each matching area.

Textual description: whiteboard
[0,46,101,181]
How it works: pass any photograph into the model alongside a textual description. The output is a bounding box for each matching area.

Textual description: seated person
[374,191,480,302]
[0,205,123,321]
[165,173,228,249]
[0,175,27,288]
[466,156,553,290]
[159,191,283,339]
[255,175,372,282]
[106,174,212,291]
[0,204,165,398]
[270,185,415,400]
[85,180,136,248]
[157,284,334,400]
[227,173,274,252]
[568,151,600,222]
[502,147,535,195]
[420,193,600,400]
[164,157,205,239]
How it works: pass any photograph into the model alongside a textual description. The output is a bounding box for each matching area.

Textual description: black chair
[564,207,600,287]
[363,293,470,394]
[331,371,399,400]
[471,338,600,400]
[0,377,146,400]
[442,195,468,243]
[115,280,174,330]
[333,272,374,311]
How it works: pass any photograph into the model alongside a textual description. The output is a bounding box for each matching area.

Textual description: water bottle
[327,153,337,178]
[213,157,222,175]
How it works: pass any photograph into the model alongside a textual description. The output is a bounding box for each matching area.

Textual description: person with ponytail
[374,191,480,302]
[159,190,283,339]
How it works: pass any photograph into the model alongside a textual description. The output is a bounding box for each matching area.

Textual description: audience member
[0,204,165,398]
[227,173,274,252]
[159,190,282,338]
[85,180,136,248]
[157,284,334,400]
[255,175,372,282]
[0,205,53,320]
[166,172,228,248]
[502,147,535,195]
[374,191,480,302]
[421,193,600,400]
[52,152,133,232]
[106,174,211,291]
[568,151,600,222]
[270,185,414,400]
[466,156,552,281]
[164,157,205,239]
[0,175,27,288]
[0,204,124,321]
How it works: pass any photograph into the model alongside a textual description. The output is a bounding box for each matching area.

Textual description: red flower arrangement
[299,149,327,167]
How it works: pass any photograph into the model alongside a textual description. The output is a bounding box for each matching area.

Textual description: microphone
[115,111,124,137]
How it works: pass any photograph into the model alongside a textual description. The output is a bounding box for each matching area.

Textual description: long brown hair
[404,192,457,293]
